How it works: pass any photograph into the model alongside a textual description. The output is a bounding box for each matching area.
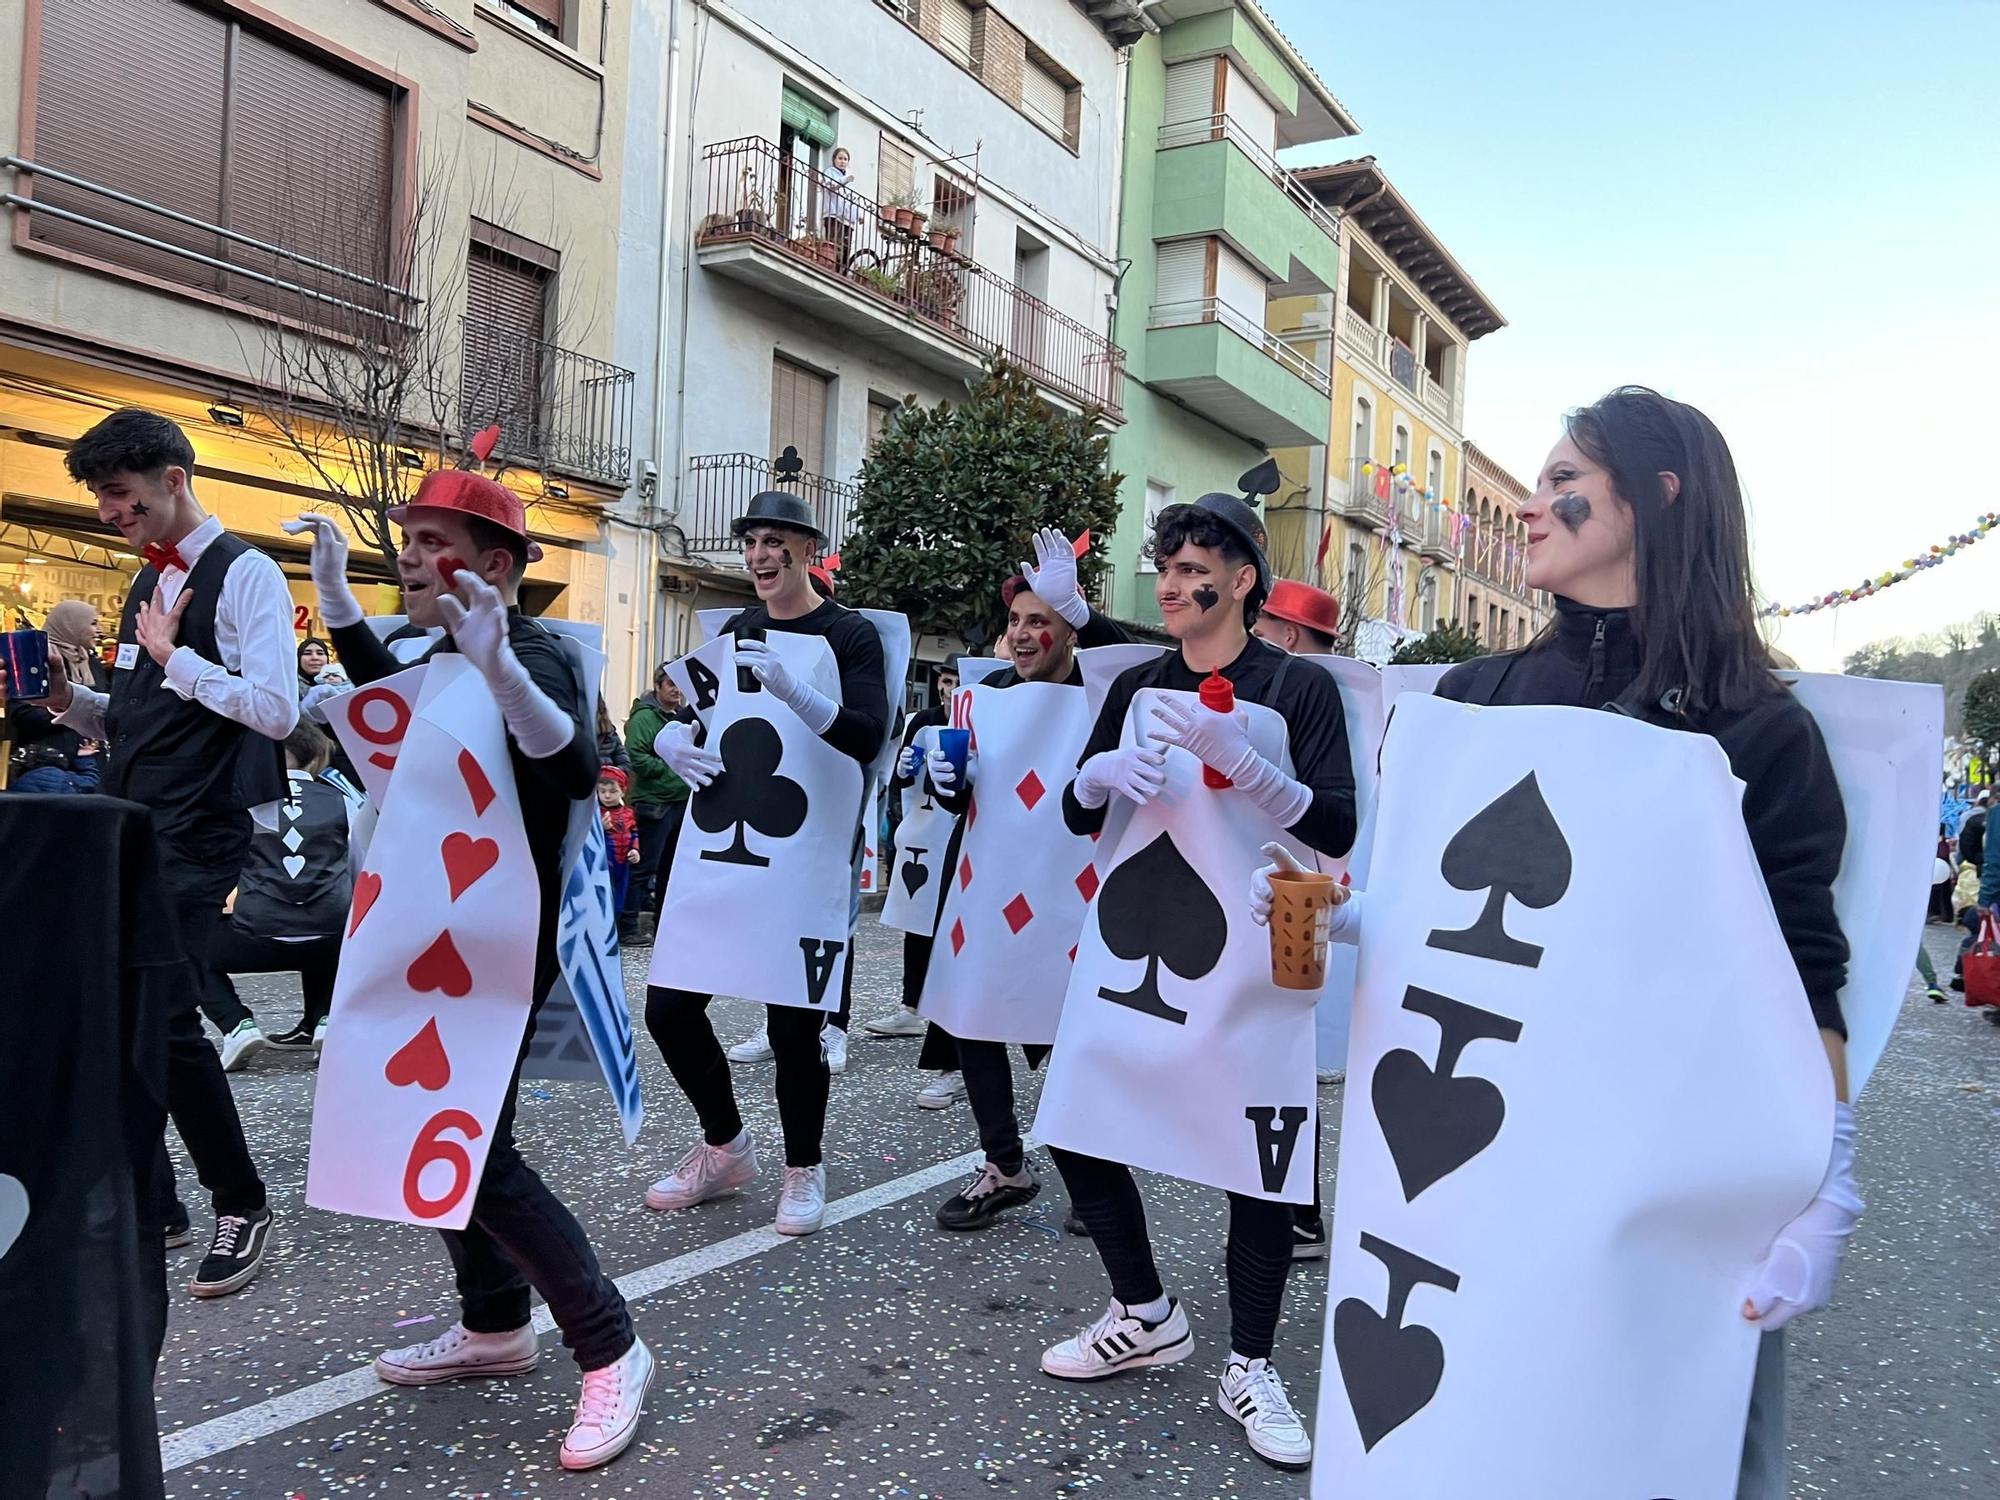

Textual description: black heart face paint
[1192,584,1220,613]
[1550,492,1591,534]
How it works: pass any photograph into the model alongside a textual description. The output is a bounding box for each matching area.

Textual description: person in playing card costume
[1284,388,1861,1500]
[287,467,652,1473]
[23,409,296,1300]
[917,535,1131,1230]
[1033,496,1356,1473]
[643,486,889,1237]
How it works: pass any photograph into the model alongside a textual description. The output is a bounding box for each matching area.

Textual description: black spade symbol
[1333,1232,1460,1452]
[693,719,807,867]
[1370,987,1523,1201]
[1426,772,1572,969]
[899,847,931,899]
[1094,832,1224,1025]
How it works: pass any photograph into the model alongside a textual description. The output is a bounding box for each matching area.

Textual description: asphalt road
[155,922,1998,1498]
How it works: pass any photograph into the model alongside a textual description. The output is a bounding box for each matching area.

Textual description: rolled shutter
[1022,59,1067,136]
[1154,239,1205,320]
[937,0,975,66]
[463,243,552,457]
[781,87,837,149]
[509,0,564,34]
[878,138,914,205]
[1163,61,1211,127]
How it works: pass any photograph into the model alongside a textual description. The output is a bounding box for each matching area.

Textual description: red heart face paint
[437,557,466,586]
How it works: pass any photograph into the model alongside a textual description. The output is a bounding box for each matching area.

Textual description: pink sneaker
[560,1337,654,1471]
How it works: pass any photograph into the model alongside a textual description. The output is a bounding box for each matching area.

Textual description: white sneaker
[727,1026,773,1063]
[560,1337,654,1471]
[644,1133,759,1211]
[1316,1067,1344,1085]
[863,1007,926,1037]
[916,1070,966,1109]
[220,1020,266,1073]
[1041,1298,1194,1382]
[821,1025,848,1075]
[1216,1356,1313,1469]
[775,1164,827,1235]
[374,1321,539,1386]
[312,1017,328,1055]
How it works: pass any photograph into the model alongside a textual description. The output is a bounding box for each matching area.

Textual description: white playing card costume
[309,656,540,1230]
[881,722,953,935]
[1034,676,1319,1204]
[651,632,863,1011]
[919,682,1099,1045]
[1313,693,1833,1498]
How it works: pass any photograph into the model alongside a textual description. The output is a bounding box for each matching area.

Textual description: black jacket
[1958,809,1985,876]
[1437,597,1850,1036]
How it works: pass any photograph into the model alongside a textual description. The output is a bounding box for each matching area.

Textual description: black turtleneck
[1436,597,1850,1036]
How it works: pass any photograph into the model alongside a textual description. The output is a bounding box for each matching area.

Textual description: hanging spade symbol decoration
[1425,772,1572,969]
[1094,832,1224,1025]
[693,719,808,868]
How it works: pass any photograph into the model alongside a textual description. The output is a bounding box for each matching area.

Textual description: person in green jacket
[622,665,689,944]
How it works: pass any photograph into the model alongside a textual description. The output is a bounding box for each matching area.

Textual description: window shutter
[1163,61,1211,128]
[1154,239,1205,317]
[780,86,837,149]
[464,241,552,458]
[937,0,975,65]
[507,0,564,34]
[770,357,830,478]
[1022,59,1067,136]
[1214,241,1266,327]
[877,138,914,205]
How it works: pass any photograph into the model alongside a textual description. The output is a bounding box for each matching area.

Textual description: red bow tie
[142,542,188,574]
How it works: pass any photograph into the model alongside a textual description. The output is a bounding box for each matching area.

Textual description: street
[158,923,1999,1498]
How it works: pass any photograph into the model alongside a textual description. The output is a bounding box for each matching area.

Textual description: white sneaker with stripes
[1216,1356,1312,1469]
[1040,1298,1193,1382]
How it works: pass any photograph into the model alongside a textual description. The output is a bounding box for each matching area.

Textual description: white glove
[437,572,576,759]
[896,742,925,780]
[735,637,838,735]
[1018,526,1089,629]
[925,748,962,796]
[1744,1101,1863,1331]
[300,679,353,725]
[653,718,724,790]
[282,513,363,629]
[1072,743,1167,809]
[1250,842,1361,941]
[1150,695,1311,828]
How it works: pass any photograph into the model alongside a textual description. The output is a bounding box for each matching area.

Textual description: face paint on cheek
[1550,493,1592,534]
[437,557,465,586]
[1038,630,1054,653]
[128,500,150,516]
[781,552,794,569]
[1192,584,1220,613]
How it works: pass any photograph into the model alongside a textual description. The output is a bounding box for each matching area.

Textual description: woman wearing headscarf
[7,599,109,792]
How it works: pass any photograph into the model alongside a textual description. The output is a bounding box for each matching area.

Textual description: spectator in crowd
[622,666,688,945]
[597,699,631,778]
[7,599,108,793]
[599,765,641,921]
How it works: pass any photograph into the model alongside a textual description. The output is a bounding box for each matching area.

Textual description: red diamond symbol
[1003,893,1034,933]
[950,918,966,955]
[1068,945,1078,963]
[1015,770,1046,809]
[967,799,979,828]
[1089,828,1100,841]
[1075,864,1099,901]
[958,855,974,891]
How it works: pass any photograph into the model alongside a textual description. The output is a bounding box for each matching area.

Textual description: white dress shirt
[57,513,301,744]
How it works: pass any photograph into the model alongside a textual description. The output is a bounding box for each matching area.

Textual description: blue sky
[1269,0,2000,667]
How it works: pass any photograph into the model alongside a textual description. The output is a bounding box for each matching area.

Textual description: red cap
[599,765,629,788]
[1262,578,1340,638]
[389,468,528,539]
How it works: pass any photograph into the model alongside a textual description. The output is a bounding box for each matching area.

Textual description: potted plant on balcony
[734,167,768,233]
[883,190,919,234]
[908,262,964,328]
[928,221,960,254]
[855,264,902,298]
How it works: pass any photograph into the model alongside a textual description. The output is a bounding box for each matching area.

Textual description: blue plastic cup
[937,727,971,782]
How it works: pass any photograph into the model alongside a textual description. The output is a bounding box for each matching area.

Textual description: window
[1353,397,1373,466]
[1155,239,1206,320]
[1345,542,1367,609]
[1022,46,1074,144]
[866,395,899,454]
[499,0,563,39]
[1163,60,1214,135]
[1213,242,1267,334]
[28,0,397,327]
[932,176,976,238]
[778,85,836,235]
[1427,447,1444,500]
[1139,480,1174,570]
[1419,571,1438,631]
[1393,425,1411,470]
[462,223,557,465]
[878,137,915,207]
[936,0,975,67]
[771,356,831,478]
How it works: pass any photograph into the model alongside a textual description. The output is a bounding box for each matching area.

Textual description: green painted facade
[1153,139,1340,289]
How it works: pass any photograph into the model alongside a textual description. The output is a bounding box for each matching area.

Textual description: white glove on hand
[1150,696,1312,828]
[654,718,724,790]
[437,572,576,759]
[1072,743,1168,809]
[736,637,839,735]
[896,742,925,780]
[1018,526,1089,629]
[1250,842,1360,942]
[282,513,363,629]
[1744,1101,1863,1331]
[925,748,962,796]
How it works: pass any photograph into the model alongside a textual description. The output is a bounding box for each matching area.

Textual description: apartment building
[1460,439,1551,649]
[616,0,1151,679]
[1,0,638,649]
[1100,0,1355,626]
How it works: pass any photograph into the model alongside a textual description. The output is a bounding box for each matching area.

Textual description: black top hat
[731,447,826,542]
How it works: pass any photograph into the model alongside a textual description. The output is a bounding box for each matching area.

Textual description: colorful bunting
[1762,512,2000,618]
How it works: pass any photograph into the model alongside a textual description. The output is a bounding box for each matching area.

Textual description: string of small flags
[1762,512,2000,618]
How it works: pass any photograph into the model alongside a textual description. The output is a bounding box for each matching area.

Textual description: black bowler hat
[1181,458,1280,597]
[731,489,825,542]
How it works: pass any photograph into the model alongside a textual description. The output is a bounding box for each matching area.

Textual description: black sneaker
[1064,1210,1091,1238]
[266,1025,316,1050]
[937,1161,1039,1230]
[1290,1213,1328,1261]
[190,1207,274,1298]
[163,1219,193,1249]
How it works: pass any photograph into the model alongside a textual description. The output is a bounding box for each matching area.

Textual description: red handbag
[1963,910,2000,1008]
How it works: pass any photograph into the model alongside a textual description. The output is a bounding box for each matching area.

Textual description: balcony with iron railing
[1146,296,1330,448]
[1341,456,1396,529]
[679,452,860,559]
[1336,302,1459,428]
[1156,115,1342,244]
[694,136,1125,420]
[459,320,635,488]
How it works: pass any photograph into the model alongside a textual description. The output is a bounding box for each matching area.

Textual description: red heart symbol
[383,1017,451,1091]
[458,749,496,816]
[406,931,472,998]
[349,871,382,937]
[441,833,499,902]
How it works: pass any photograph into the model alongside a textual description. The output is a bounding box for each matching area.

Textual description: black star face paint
[1193,584,1220,613]
[128,499,150,516]
[1550,492,1591,534]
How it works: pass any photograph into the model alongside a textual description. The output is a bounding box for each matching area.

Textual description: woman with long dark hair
[1437,387,1859,1498]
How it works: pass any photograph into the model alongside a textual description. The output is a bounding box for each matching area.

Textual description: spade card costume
[882,718,953,935]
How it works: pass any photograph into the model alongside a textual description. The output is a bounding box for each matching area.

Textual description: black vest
[102,533,286,824]
[231,773,353,939]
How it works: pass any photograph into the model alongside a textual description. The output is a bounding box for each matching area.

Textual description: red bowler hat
[1262,578,1340,637]
[388,467,528,538]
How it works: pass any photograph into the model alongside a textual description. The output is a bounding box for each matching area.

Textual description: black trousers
[627,801,685,924]
[901,932,933,1009]
[646,989,830,1167]
[443,1002,633,1371]
[206,925,341,1033]
[154,813,266,1220]
[1050,1146,1296,1361]
[941,1030,1050,1177]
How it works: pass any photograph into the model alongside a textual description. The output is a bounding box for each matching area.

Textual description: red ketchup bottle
[1199,668,1234,789]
